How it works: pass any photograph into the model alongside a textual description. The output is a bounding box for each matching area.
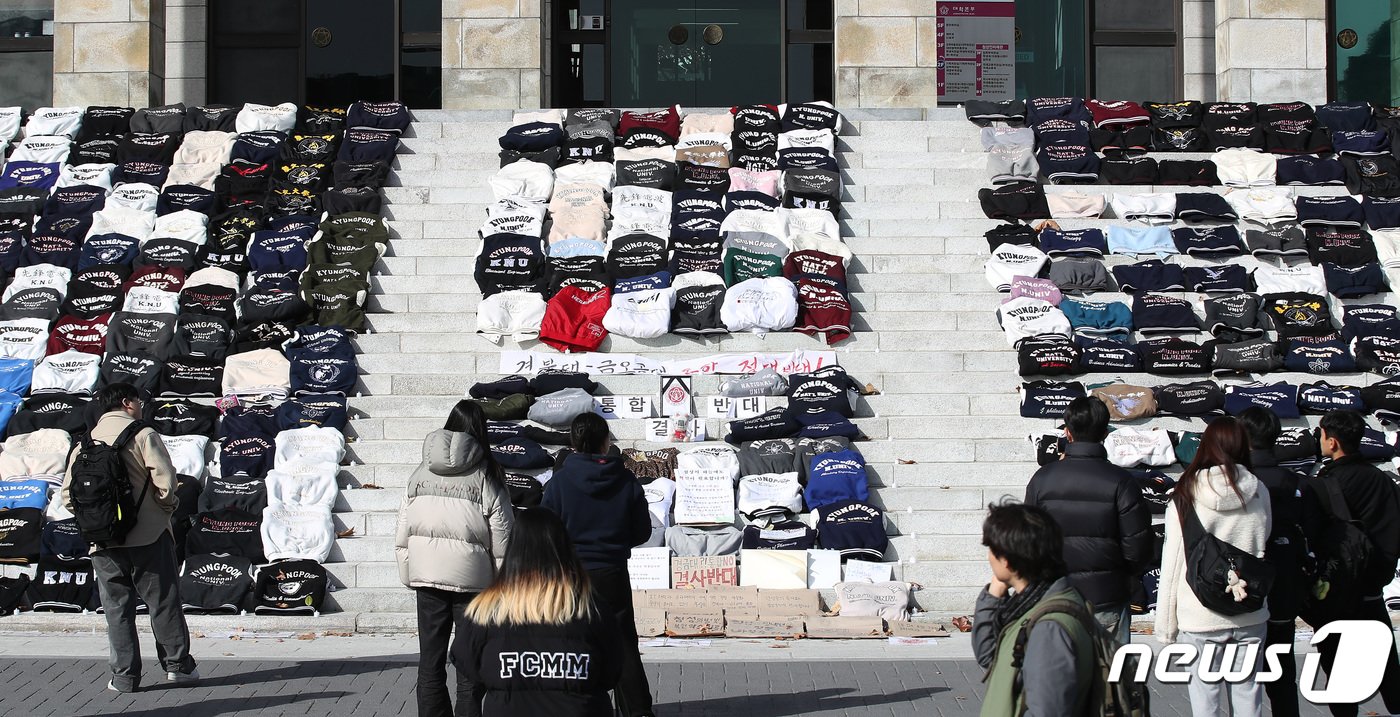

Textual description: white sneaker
[107,680,136,694]
[166,667,201,685]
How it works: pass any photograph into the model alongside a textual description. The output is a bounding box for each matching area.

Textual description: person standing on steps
[396,399,514,717]
[541,413,656,717]
[61,383,199,694]
[1024,396,1152,644]
[1237,406,1307,717]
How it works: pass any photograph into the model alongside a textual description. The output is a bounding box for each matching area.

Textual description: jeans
[1313,594,1400,717]
[1178,624,1267,717]
[1094,605,1131,646]
[415,587,483,717]
[588,565,653,717]
[1264,619,1300,717]
[89,531,196,692]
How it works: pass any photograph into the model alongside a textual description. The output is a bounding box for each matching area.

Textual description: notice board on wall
[936,1,1016,103]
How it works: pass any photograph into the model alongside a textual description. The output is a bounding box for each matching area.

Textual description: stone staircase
[317,107,1038,630]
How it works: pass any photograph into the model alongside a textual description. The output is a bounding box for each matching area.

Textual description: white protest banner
[499,349,838,376]
[627,547,671,589]
[594,395,653,420]
[704,396,768,420]
[673,467,735,524]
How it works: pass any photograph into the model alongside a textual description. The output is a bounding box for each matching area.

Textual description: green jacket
[974,578,1094,717]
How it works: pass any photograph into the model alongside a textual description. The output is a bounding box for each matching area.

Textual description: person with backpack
[453,507,622,716]
[973,500,1096,716]
[1300,409,1400,716]
[60,383,198,693]
[541,413,654,717]
[1025,397,1153,644]
[1237,406,1308,717]
[1155,416,1271,717]
[396,399,514,717]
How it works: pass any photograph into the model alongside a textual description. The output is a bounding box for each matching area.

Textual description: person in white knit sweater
[1155,417,1272,717]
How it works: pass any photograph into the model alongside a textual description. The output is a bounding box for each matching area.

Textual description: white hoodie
[1156,465,1272,642]
[261,504,336,562]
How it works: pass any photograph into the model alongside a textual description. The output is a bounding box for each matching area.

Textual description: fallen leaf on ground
[360,483,383,490]
[863,383,881,395]
[898,459,917,465]
[322,631,353,637]
[336,528,357,538]
[296,633,317,641]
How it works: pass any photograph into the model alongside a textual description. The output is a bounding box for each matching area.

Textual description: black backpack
[1304,477,1376,613]
[69,422,149,546]
[1182,502,1276,616]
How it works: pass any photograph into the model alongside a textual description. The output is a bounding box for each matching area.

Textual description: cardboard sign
[671,555,738,589]
[843,559,894,583]
[739,549,808,589]
[659,375,693,418]
[595,395,653,420]
[672,467,735,524]
[634,608,667,637]
[805,616,887,639]
[756,589,822,616]
[666,610,725,637]
[807,549,842,589]
[725,618,806,638]
[627,547,672,590]
[703,586,759,612]
[888,621,951,638]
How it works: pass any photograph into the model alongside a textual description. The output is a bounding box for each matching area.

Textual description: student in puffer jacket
[396,400,514,717]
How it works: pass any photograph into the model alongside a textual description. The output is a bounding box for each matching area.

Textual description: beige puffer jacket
[395,429,513,592]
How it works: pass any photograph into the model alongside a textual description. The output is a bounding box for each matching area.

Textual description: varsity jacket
[395,430,514,593]
[60,411,179,550]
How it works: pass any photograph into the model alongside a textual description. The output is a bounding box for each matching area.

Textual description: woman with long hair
[395,399,514,717]
[1155,416,1272,717]
[453,507,622,717]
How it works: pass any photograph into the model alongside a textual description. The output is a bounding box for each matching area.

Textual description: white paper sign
[627,547,671,589]
[645,417,704,442]
[843,559,895,583]
[739,549,808,589]
[704,396,768,419]
[673,467,735,524]
[498,349,838,377]
[594,395,653,420]
[807,549,842,589]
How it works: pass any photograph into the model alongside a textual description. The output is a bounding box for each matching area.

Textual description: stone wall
[1215,0,1327,103]
[164,0,205,105]
[53,0,165,107]
[833,0,936,108]
[442,0,543,109]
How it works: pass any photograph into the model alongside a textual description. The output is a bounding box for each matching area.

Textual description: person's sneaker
[166,668,201,685]
[107,681,138,694]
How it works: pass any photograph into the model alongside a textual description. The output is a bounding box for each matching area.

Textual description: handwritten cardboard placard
[756,589,822,616]
[671,555,738,589]
[702,586,759,612]
[806,616,886,639]
[739,549,807,589]
[627,547,671,590]
[673,467,735,524]
[634,608,667,637]
[888,621,951,638]
[725,618,806,638]
[665,610,725,637]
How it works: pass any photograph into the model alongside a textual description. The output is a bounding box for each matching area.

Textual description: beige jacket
[1156,465,1273,642]
[61,411,180,550]
[395,430,512,593]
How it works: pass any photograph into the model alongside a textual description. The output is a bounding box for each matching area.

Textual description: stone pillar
[443,0,542,110]
[53,0,165,108]
[164,0,205,104]
[833,0,936,108]
[1215,0,1326,103]
[1183,0,1217,100]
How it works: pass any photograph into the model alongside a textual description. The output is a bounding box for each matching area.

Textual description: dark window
[1015,0,1180,100]
[0,0,54,113]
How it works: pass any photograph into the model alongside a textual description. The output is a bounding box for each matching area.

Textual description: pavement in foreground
[0,632,1391,716]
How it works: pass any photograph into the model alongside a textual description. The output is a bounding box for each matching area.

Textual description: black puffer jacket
[1251,448,1307,621]
[1025,441,1153,611]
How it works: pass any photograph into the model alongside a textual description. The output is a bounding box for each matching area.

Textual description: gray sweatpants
[90,531,196,691]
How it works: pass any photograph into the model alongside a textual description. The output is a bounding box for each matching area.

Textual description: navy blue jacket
[541,453,651,570]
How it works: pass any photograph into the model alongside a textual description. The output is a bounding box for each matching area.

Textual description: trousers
[1178,623,1267,717]
[90,531,196,692]
[1312,594,1400,717]
[415,587,484,717]
[589,565,653,717]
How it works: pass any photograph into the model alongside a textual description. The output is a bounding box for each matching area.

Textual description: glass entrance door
[610,0,782,107]
[305,0,396,106]
[1330,0,1394,103]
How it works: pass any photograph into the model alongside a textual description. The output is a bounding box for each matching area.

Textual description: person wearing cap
[1024,397,1152,643]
